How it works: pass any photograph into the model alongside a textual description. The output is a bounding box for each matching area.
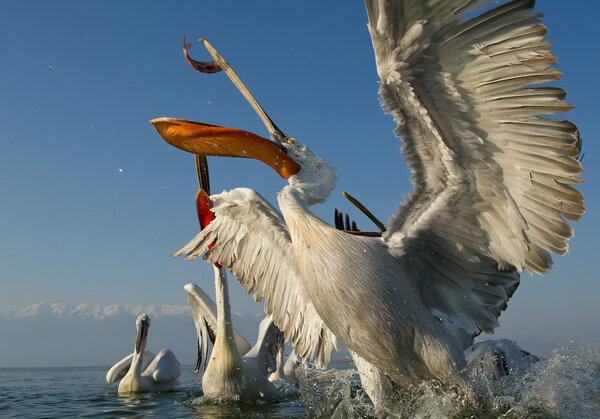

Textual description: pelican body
[269,346,300,383]
[185,270,281,401]
[106,314,181,393]
[152,0,584,409]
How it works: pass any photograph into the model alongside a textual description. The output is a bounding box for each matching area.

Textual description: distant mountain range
[4,302,191,320]
[0,302,264,368]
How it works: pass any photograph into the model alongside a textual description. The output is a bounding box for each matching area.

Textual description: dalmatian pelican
[106,314,181,393]
[151,0,584,410]
[185,279,282,401]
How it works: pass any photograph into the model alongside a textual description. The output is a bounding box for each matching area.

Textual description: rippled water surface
[1,345,599,418]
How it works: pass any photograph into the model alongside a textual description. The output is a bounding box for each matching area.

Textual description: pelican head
[135,314,151,354]
[151,39,336,206]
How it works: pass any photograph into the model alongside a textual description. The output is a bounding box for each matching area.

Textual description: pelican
[184,150,281,401]
[185,277,281,401]
[268,345,300,383]
[151,0,584,410]
[106,314,181,393]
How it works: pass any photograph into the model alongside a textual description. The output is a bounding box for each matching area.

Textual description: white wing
[243,315,281,374]
[143,349,181,383]
[105,351,155,384]
[184,282,252,355]
[366,0,584,336]
[173,187,337,366]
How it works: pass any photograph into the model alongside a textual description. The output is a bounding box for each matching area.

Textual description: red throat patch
[195,190,221,268]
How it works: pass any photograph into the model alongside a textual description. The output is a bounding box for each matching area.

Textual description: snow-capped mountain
[0,302,264,367]
[9,302,191,320]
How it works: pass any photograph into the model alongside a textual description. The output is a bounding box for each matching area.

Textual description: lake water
[1,344,599,418]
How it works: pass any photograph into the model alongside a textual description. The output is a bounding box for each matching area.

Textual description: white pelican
[106,314,181,393]
[268,345,300,383]
[151,0,584,409]
[185,153,281,401]
[185,275,282,401]
[185,281,252,360]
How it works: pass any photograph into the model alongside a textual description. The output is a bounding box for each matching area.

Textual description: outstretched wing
[143,349,181,383]
[105,351,155,384]
[366,0,584,336]
[184,282,252,356]
[173,187,337,366]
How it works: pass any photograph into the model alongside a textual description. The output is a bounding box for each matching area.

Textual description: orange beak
[150,117,301,179]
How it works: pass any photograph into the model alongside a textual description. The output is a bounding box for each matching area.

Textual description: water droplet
[242,150,247,155]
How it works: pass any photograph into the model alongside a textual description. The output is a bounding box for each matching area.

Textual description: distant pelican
[152,0,584,411]
[106,314,180,393]
[185,275,281,401]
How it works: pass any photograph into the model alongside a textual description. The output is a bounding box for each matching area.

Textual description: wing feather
[366,0,583,336]
[143,349,181,383]
[173,188,336,366]
[184,282,251,356]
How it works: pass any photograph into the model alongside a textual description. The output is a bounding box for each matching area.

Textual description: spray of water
[182,343,599,417]
[296,343,600,418]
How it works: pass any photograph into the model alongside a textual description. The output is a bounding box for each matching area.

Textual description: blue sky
[1,1,598,351]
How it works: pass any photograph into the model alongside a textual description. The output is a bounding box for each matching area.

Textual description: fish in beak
[150,38,301,179]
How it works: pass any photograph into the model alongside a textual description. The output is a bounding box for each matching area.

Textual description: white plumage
[152,0,583,411]
[185,268,282,401]
[106,314,180,393]
[269,346,300,383]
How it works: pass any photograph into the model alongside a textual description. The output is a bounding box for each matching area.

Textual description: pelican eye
[285,136,296,145]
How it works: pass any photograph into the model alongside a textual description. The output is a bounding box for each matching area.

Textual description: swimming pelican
[185,277,281,401]
[106,314,181,393]
[268,345,300,383]
[151,0,584,408]
[186,152,282,401]
[185,281,252,360]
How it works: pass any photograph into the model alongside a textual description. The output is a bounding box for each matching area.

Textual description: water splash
[497,343,600,417]
[296,344,600,418]
[296,364,374,417]
[178,344,599,417]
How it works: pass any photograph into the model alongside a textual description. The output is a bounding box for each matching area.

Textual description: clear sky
[1,1,598,350]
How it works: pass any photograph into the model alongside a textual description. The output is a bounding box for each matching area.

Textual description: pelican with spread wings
[151,0,583,408]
